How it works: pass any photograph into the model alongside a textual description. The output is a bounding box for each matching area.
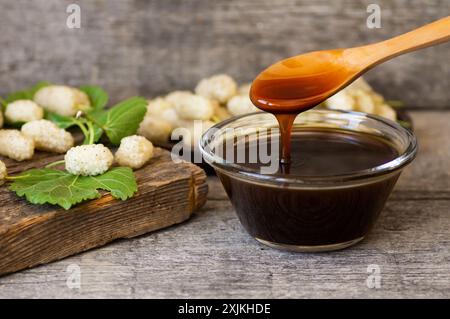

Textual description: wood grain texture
[0,148,208,276]
[0,111,448,298]
[0,0,448,108]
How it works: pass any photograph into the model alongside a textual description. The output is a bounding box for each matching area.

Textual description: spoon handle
[359,16,450,65]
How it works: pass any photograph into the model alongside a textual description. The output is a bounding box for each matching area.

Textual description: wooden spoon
[250,16,450,113]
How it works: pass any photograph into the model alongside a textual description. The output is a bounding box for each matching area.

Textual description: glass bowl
[199,110,417,252]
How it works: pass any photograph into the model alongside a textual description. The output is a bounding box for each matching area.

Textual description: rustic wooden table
[0,111,448,298]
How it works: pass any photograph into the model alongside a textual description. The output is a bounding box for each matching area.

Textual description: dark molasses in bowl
[200,110,417,252]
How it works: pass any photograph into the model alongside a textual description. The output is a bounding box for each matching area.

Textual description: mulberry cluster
[322,78,397,121]
[138,74,247,148]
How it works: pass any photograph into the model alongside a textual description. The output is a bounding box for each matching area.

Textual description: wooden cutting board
[0,147,208,276]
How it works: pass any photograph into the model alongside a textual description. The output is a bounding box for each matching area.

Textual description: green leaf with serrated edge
[77,167,137,200]
[97,97,147,145]
[45,111,78,129]
[9,167,137,210]
[9,169,99,210]
[5,81,51,104]
[79,85,108,111]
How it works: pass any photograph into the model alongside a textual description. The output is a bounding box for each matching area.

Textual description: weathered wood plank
[0,148,208,276]
[0,0,448,108]
[0,188,448,298]
[395,111,450,194]
[0,111,448,298]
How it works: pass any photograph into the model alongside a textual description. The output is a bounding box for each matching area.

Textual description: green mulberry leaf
[93,97,147,145]
[9,167,137,210]
[45,112,78,129]
[76,167,137,200]
[80,85,109,111]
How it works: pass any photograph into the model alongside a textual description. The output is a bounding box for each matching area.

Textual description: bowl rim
[199,109,418,186]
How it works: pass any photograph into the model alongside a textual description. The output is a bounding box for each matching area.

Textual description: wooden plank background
[0,0,448,108]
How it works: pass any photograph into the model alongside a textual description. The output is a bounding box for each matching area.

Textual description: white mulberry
[375,104,397,121]
[323,77,397,121]
[347,77,373,92]
[21,119,74,153]
[195,74,237,103]
[227,95,258,116]
[115,135,154,169]
[34,85,90,117]
[138,97,179,144]
[352,90,376,114]
[138,116,173,145]
[0,160,6,182]
[5,100,44,124]
[159,108,179,128]
[165,91,193,106]
[212,101,231,121]
[174,94,214,120]
[0,129,34,161]
[146,97,173,117]
[65,144,113,176]
[323,90,355,111]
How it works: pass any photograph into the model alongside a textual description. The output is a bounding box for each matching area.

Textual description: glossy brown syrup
[218,130,400,246]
